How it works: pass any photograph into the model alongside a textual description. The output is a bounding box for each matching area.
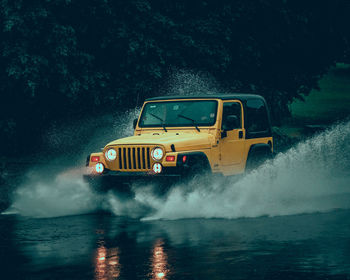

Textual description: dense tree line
[1,0,349,155]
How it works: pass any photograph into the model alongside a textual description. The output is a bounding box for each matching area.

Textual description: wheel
[182,158,212,184]
[245,149,272,172]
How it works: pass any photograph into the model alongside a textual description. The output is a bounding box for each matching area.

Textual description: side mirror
[133,118,138,129]
[223,115,239,131]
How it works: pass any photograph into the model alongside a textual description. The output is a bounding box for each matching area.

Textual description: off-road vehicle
[84,94,273,192]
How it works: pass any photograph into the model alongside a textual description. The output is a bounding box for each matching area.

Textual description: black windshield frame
[138,100,219,128]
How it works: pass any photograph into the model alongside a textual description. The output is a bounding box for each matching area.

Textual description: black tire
[245,149,272,172]
[182,158,211,183]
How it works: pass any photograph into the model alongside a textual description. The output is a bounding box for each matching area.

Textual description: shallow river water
[1,210,350,280]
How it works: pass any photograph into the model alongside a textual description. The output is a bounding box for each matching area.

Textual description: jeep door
[219,101,245,165]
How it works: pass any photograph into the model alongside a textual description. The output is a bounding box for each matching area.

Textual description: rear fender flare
[248,143,272,156]
[245,143,272,170]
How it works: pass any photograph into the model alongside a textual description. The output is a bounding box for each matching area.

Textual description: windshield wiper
[177,114,200,132]
[149,113,167,132]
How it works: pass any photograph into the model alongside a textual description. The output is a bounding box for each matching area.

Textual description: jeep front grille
[116,146,153,171]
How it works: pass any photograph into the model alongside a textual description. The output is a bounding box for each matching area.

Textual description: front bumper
[83,167,183,192]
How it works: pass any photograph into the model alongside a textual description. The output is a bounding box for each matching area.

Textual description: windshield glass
[139,100,218,127]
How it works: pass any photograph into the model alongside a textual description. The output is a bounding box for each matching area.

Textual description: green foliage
[0,0,349,154]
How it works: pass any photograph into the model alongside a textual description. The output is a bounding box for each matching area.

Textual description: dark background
[1,0,350,155]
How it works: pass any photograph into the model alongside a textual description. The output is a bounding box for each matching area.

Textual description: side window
[245,99,269,133]
[221,102,242,130]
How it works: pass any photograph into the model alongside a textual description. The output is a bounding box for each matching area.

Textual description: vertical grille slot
[118,148,122,169]
[137,148,141,169]
[142,148,146,169]
[123,148,127,169]
[132,148,136,169]
[147,147,151,169]
[128,148,131,169]
[129,148,132,169]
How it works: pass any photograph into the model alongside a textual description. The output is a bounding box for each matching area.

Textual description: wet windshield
[139,100,218,127]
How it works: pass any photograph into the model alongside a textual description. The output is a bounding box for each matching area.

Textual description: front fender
[176,151,211,172]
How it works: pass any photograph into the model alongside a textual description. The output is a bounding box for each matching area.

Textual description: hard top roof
[145,93,265,102]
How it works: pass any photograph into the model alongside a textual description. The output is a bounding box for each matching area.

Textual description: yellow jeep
[84,94,273,192]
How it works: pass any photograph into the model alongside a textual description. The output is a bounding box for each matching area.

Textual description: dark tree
[0,0,349,155]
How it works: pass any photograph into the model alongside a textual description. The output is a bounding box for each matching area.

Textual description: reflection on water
[94,235,170,280]
[95,244,121,280]
[3,211,349,279]
[150,239,170,280]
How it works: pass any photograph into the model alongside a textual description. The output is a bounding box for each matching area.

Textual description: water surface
[1,210,350,279]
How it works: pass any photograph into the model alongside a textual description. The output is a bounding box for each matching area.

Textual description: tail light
[182,155,187,163]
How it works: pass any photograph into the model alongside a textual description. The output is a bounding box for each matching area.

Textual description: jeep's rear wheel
[245,149,272,172]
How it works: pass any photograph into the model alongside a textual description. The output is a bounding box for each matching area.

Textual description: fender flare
[245,143,272,171]
[248,143,272,157]
[176,151,212,172]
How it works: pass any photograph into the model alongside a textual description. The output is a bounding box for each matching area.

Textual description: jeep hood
[106,132,214,152]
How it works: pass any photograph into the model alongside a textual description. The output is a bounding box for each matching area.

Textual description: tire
[245,149,272,172]
[182,158,211,183]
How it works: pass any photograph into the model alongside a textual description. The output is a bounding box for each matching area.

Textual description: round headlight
[151,147,164,161]
[105,148,117,161]
[152,163,162,174]
[95,163,104,174]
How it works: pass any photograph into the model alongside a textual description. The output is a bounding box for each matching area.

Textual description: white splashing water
[134,121,350,220]
[4,169,100,218]
[3,109,141,218]
[41,109,141,162]
[162,69,225,95]
[5,120,350,219]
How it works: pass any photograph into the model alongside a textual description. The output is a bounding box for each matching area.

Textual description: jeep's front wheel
[183,160,211,182]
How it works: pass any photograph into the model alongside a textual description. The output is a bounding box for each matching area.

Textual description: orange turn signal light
[91,156,100,162]
[166,156,176,162]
